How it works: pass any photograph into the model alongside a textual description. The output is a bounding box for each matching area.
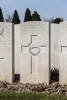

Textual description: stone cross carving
[61,45,67,53]
[21,35,47,74]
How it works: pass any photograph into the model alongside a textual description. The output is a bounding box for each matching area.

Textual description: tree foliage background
[51,18,64,24]
[24,8,32,22]
[12,10,20,24]
[0,8,4,22]
[32,11,41,21]
[0,8,64,23]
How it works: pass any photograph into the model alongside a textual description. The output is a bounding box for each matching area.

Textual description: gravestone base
[20,73,49,84]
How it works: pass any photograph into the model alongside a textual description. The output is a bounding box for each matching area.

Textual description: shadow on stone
[51,68,59,83]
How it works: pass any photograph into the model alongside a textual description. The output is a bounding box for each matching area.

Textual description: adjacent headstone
[0,22,13,83]
[59,22,67,85]
[15,22,50,84]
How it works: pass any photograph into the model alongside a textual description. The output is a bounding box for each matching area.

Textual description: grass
[0,91,67,100]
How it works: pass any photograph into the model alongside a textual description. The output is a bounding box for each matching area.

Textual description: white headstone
[59,22,67,85]
[0,22,13,83]
[15,22,49,84]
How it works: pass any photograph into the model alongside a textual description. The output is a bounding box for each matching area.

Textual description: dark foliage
[24,8,32,22]
[51,68,59,82]
[0,8,4,22]
[32,11,41,21]
[12,10,20,24]
[51,18,64,24]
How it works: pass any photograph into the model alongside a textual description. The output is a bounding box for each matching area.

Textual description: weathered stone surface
[0,22,13,83]
[15,22,49,84]
[0,21,67,85]
[59,22,67,85]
